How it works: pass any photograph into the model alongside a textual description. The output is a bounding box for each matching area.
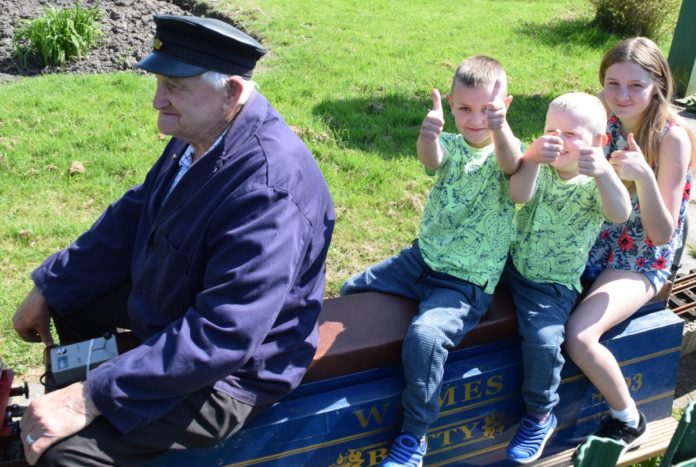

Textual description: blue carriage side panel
[148,308,682,466]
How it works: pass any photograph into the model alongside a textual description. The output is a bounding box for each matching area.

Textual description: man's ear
[446,93,453,110]
[225,76,245,103]
[504,95,513,108]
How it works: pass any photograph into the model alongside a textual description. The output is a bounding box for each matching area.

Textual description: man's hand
[609,133,652,183]
[486,80,509,130]
[20,382,101,465]
[579,133,611,178]
[12,287,54,346]
[420,88,445,142]
[524,131,563,164]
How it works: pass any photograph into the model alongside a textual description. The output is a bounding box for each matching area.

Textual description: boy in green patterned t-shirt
[503,93,631,464]
[341,56,522,467]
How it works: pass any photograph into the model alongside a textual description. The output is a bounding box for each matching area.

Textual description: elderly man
[12,14,335,466]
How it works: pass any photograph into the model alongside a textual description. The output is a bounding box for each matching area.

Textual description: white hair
[548,92,607,136]
[200,70,257,105]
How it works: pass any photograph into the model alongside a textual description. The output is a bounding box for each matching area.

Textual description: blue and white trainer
[506,413,557,464]
[380,432,427,467]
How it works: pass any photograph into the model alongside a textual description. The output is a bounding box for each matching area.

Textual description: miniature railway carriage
[147,284,684,466]
[0,272,688,467]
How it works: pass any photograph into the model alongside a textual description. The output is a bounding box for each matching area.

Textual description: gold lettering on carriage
[439,374,505,407]
[353,403,392,429]
[592,372,644,402]
[351,374,505,429]
[332,410,513,466]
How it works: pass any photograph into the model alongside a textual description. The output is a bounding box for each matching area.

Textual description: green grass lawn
[0,0,676,375]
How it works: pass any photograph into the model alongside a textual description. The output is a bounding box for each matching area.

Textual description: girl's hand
[609,133,652,183]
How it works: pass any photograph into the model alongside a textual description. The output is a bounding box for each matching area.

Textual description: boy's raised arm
[509,158,540,204]
[417,89,446,170]
[487,80,521,175]
[579,134,631,223]
[510,132,563,203]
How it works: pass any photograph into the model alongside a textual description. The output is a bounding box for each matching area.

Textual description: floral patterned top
[585,115,692,280]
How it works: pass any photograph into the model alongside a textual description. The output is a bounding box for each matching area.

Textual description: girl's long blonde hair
[599,37,696,172]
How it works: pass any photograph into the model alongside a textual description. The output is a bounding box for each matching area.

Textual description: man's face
[152,74,229,149]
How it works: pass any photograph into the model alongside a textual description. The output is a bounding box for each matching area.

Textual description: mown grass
[0,72,165,371]
[0,0,677,383]
[214,0,675,292]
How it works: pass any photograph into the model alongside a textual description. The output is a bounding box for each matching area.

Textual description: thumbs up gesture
[486,80,509,130]
[420,89,445,142]
[578,132,609,177]
[609,133,650,182]
[525,130,563,164]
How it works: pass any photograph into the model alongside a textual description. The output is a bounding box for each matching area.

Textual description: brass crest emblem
[482,410,514,438]
[153,37,162,50]
[330,448,365,466]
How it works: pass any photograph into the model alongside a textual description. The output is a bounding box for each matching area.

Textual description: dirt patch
[0,0,229,81]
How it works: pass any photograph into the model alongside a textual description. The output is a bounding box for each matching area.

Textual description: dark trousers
[37,283,263,467]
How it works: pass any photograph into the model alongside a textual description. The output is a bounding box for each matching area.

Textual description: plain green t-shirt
[418,132,515,294]
[511,164,604,292]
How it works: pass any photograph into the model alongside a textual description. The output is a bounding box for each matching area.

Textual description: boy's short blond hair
[451,55,508,95]
[548,92,607,136]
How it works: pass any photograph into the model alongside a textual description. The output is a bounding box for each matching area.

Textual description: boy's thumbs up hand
[526,130,562,164]
[486,79,509,130]
[490,79,502,102]
[431,88,443,115]
[579,134,609,177]
[420,88,445,142]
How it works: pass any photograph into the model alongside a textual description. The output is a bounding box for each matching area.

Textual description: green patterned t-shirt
[418,132,516,294]
[511,164,604,292]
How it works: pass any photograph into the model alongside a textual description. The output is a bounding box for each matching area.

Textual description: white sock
[529,411,551,424]
[610,402,640,428]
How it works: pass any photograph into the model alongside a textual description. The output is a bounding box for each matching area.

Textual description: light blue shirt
[164,131,227,201]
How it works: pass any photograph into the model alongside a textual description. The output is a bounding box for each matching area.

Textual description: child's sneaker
[506,413,557,464]
[594,411,648,455]
[380,432,427,467]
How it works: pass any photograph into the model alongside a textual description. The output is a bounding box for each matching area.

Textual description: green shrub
[678,94,696,113]
[589,0,678,40]
[12,2,103,67]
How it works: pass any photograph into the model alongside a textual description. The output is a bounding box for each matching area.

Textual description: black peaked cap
[136,14,267,78]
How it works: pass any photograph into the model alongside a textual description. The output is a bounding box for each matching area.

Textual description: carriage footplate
[669,270,696,319]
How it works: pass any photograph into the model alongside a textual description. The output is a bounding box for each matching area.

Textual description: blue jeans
[341,240,492,437]
[500,259,578,415]
[584,265,671,294]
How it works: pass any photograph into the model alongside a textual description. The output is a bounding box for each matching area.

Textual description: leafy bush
[677,94,696,113]
[12,3,103,67]
[589,0,678,40]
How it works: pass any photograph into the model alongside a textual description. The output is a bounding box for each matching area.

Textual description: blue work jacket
[32,92,335,433]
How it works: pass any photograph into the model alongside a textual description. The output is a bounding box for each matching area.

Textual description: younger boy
[502,92,631,464]
[341,56,522,467]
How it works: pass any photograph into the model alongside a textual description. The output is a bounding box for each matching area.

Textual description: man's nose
[152,84,168,109]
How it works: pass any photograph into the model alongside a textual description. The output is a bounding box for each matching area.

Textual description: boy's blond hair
[548,92,607,136]
[451,55,507,95]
